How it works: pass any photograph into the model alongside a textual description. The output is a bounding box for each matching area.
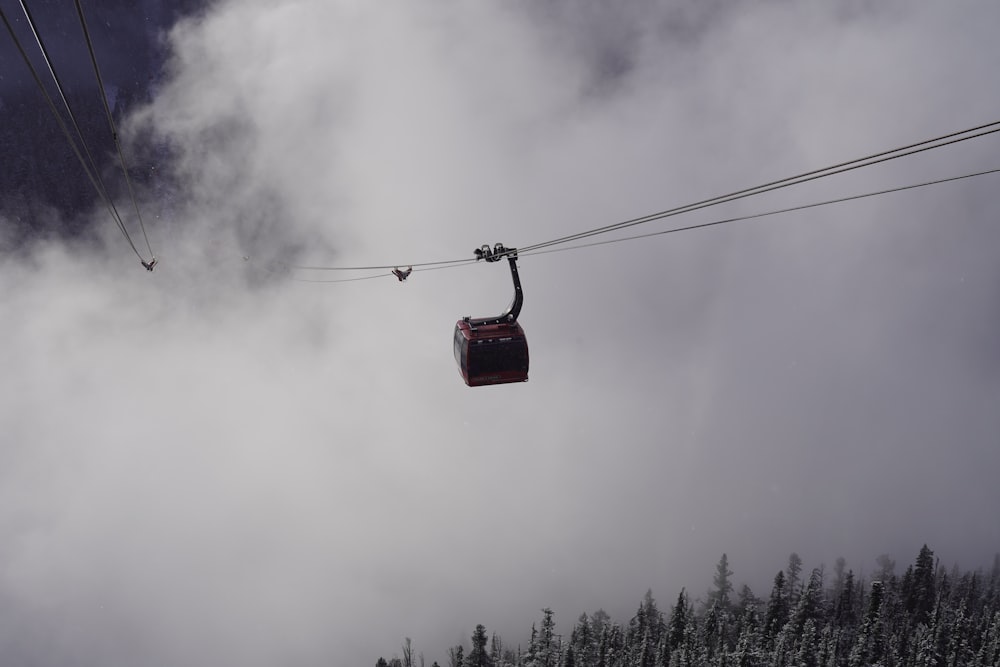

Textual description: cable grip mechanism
[467,243,522,324]
[474,243,514,263]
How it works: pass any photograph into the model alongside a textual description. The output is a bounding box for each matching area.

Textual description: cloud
[2,1,1000,665]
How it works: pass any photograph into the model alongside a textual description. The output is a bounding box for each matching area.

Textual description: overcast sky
[2,1,999,665]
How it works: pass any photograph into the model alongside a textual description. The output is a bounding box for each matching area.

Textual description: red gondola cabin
[454,319,529,386]
[454,244,530,387]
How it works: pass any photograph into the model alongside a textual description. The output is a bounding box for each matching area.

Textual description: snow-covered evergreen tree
[570,613,596,667]
[666,589,690,656]
[907,544,937,626]
[468,625,493,667]
[848,580,886,667]
[786,554,803,609]
[707,555,734,612]
[764,571,790,646]
[794,618,819,667]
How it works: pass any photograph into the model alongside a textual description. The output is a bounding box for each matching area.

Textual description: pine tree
[909,544,937,625]
[595,626,607,667]
[989,553,1000,603]
[946,601,975,667]
[490,634,504,667]
[708,554,735,612]
[735,585,761,620]
[787,568,826,635]
[786,554,803,608]
[669,618,700,667]
[848,580,886,667]
[596,622,623,667]
[816,623,836,667]
[835,569,858,628]
[931,589,952,667]
[699,601,723,663]
[627,596,648,661]
[538,608,557,667]
[910,621,935,667]
[765,572,790,644]
[975,610,1000,667]
[794,619,819,667]
[526,625,538,667]
[643,590,665,644]
[731,618,765,667]
[831,557,847,603]
[570,613,595,667]
[591,609,611,640]
[468,625,493,667]
[667,589,690,653]
[626,590,663,667]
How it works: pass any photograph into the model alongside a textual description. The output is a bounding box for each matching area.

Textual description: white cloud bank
[2,1,1000,665]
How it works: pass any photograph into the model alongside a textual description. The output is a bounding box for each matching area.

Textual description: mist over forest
[382,546,1000,667]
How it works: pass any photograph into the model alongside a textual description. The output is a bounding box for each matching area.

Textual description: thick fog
[1,1,999,665]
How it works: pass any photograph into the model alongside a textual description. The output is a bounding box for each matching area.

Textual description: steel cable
[283,121,999,276]
[74,0,155,261]
[1,3,142,258]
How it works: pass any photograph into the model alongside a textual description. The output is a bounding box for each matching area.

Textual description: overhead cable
[287,166,1000,283]
[517,121,1000,254]
[287,259,485,283]
[289,256,476,272]
[1,3,143,258]
[74,0,155,261]
[17,0,121,227]
[286,120,999,275]
[519,167,1000,259]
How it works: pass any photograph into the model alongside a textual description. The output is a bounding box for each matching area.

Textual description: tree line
[376,545,1000,667]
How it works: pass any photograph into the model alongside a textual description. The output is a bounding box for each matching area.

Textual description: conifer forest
[376,546,1000,667]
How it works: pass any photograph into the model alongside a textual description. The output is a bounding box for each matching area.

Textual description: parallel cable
[242,257,391,283]
[518,122,1000,254]
[291,272,393,284]
[287,256,476,272]
[284,121,999,275]
[0,4,143,258]
[74,0,155,260]
[282,166,1000,283]
[518,167,1000,259]
[17,0,123,232]
[289,259,485,283]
